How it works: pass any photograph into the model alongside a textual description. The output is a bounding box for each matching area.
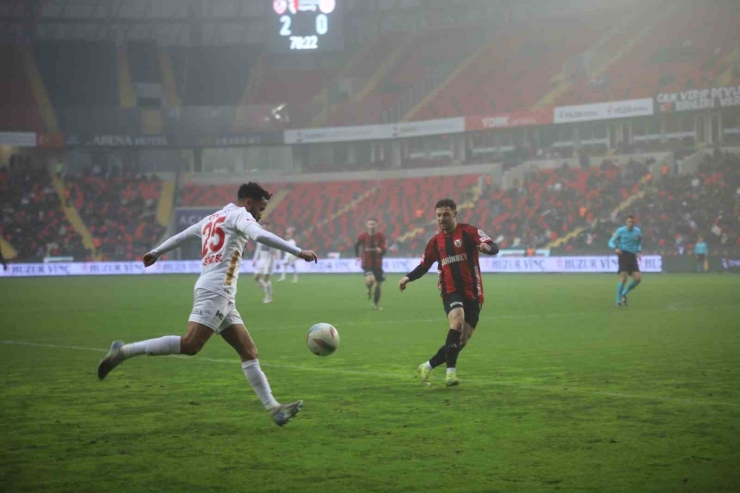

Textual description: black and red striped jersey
[415,223,495,304]
[355,232,387,270]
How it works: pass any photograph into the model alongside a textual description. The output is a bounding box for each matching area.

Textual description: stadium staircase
[545,174,652,249]
[401,40,492,123]
[158,49,181,110]
[118,44,165,134]
[232,53,267,132]
[534,4,670,109]
[21,46,59,133]
[300,185,380,242]
[156,180,176,227]
[116,45,137,109]
[50,171,98,259]
[0,237,18,260]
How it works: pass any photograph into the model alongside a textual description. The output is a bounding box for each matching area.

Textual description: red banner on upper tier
[465,108,553,131]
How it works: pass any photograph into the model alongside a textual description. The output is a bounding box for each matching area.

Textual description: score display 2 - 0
[272,0,342,52]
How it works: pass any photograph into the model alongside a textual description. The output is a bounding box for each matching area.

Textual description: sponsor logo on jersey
[441,253,468,266]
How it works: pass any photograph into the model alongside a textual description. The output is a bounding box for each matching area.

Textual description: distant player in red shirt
[355,218,387,310]
[399,199,498,387]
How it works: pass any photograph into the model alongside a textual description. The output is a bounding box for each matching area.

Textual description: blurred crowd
[0,155,90,262]
[65,164,165,261]
[557,150,740,256]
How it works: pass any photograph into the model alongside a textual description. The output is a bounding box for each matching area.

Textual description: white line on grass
[2,339,738,409]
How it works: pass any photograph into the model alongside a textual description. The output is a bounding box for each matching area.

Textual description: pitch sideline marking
[1,339,738,409]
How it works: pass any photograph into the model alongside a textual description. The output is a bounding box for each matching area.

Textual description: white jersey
[193,204,255,299]
[254,242,277,262]
[283,239,298,261]
[149,202,302,301]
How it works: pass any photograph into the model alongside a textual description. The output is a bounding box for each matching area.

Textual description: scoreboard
[270,0,343,53]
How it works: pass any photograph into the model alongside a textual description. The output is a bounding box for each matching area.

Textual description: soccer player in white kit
[253,221,277,303]
[278,227,299,283]
[97,183,318,427]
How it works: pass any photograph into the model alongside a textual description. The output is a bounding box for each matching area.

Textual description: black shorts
[696,254,706,263]
[364,268,385,282]
[442,293,482,329]
[618,251,640,274]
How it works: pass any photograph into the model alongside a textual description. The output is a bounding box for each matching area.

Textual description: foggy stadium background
[1,0,739,492]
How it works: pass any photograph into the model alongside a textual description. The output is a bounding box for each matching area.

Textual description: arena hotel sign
[657,85,740,112]
[65,134,170,147]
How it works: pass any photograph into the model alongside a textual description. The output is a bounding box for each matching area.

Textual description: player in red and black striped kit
[399,199,498,387]
[355,218,387,310]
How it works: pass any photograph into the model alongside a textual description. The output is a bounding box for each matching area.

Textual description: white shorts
[284,257,297,266]
[189,289,244,333]
[256,259,274,276]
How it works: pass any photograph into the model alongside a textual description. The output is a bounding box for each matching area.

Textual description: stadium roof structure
[0,0,280,45]
[0,0,594,46]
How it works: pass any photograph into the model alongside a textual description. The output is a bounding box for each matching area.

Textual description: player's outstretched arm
[143,222,202,266]
[244,223,317,263]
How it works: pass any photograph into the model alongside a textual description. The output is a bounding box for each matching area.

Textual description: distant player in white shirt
[97,182,318,427]
[253,221,277,303]
[278,227,299,283]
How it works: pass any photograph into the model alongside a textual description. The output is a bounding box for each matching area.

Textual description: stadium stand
[0,159,89,262]
[35,41,119,107]
[410,15,613,121]
[554,4,740,107]
[70,167,165,261]
[0,46,45,132]
[557,150,740,256]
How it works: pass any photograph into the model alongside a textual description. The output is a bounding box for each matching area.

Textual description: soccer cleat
[621,295,628,306]
[98,340,125,380]
[417,363,431,386]
[445,371,460,388]
[615,301,622,307]
[271,400,304,426]
[278,277,286,282]
[373,305,383,311]
[263,297,273,304]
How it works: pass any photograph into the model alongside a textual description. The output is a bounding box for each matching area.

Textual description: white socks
[242,359,279,411]
[424,361,433,371]
[446,367,456,376]
[265,281,273,299]
[121,336,181,358]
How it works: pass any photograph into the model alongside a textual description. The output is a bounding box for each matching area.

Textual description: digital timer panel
[270,0,343,53]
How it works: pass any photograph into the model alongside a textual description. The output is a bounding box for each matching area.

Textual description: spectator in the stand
[695,236,708,273]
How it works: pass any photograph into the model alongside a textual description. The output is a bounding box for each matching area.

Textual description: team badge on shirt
[454,239,463,248]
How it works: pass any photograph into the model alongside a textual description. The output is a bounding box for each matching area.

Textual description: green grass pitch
[2,273,740,493]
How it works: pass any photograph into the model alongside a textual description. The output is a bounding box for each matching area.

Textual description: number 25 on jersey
[202,216,227,261]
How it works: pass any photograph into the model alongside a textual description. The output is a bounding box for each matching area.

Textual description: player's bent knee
[180,339,204,356]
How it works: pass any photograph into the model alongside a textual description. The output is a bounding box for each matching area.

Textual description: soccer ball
[306,323,339,356]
